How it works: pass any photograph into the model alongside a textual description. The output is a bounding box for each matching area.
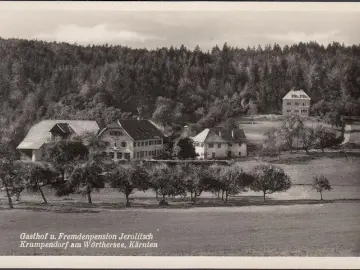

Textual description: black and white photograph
[0,1,359,264]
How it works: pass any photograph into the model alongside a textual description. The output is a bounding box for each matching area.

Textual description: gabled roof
[17,120,100,150]
[283,89,311,100]
[97,119,165,140]
[50,123,73,135]
[192,127,246,143]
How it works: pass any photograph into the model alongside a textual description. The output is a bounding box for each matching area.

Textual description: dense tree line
[0,38,360,148]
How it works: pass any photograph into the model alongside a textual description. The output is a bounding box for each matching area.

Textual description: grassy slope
[0,202,359,256]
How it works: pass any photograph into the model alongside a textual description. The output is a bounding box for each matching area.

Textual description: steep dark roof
[50,123,73,135]
[118,119,164,140]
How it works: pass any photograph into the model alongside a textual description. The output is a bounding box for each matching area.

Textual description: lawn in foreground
[0,202,359,256]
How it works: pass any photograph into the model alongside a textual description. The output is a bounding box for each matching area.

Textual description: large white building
[282,89,311,116]
[192,127,247,159]
[97,119,165,160]
[17,120,100,161]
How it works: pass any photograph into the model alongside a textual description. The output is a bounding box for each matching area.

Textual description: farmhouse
[16,120,100,161]
[97,119,165,160]
[282,89,311,116]
[192,127,247,159]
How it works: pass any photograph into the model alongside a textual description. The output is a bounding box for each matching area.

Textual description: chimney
[231,129,234,138]
[183,125,189,137]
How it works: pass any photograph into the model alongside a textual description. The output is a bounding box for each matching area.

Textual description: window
[201,143,204,147]
[109,131,122,136]
[287,102,291,105]
[195,142,199,147]
[287,109,291,113]
[208,143,214,148]
[295,102,299,106]
[114,142,117,147]
[303,103,305,106]
[152,150,156,155]
[136,152,140,159]
[149,140,153,146]
[294,110,299,113]
[239,152,241,156]
[140,151,144,158]
[217,143,221,148]
[102,152,107,157]
[133,142,136,147]
[145,151,147,157]
[124,153,130,160]
[104,141,110,146]
[117,152,123,159]
[212,152,215,158]
[109,152,115,159]
[239,143,242,146]
[121,142,126,147]
[141,141,144,146]
[228,143,232,147]
[145,141,148,146]
[149,151,152,156]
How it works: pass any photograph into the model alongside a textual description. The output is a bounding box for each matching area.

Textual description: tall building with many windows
[282,89,311,116]
[97,119,165,160]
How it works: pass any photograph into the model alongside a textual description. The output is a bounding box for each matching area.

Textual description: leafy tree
[42,140,89,183]
[64,160,104,204]
[278,115,304,153]
[247,100,258,124]
[180,164,209,204]
[262,127,283,156]
[219,165,254,202]
[21,162,57,204]
[312,175,332,200]
[173,137,197,160]
[299,127,317,153]
[251,164,291,201]
[0,142,21,208]
[109,162,150,207]
[314,126,337,152]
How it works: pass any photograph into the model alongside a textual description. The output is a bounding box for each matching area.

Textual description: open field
[237,115,342,145]
[0,202,359,256]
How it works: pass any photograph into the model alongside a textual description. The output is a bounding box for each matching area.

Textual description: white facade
[98,128,164,161]
[194,142,247,159]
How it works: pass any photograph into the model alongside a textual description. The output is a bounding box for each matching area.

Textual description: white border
[0,1,360,12]
[1,256,360,269]
[1,1,359,268]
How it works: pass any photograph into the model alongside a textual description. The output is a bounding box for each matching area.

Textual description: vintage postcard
[0,1,359,268]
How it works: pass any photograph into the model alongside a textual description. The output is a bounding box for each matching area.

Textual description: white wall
[195,142,247,159]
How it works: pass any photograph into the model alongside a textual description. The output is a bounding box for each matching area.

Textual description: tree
[251,164,292,201]
[312,175,332,200]
[262,127,283,156]
[42,140,89,183]
[219,165,254,202]
[314,126,337,152]
[299,127,317,153]
[109,162,150,207]
[21,162,57,204]
[64,160,104,204]
[173,137,197,160]
[149,164,181,205]
[278,115,304,153]
[247,100,258,124]
[181,164,209,204]
[0,142,20,208]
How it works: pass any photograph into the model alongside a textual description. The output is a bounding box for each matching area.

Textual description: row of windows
[109,131,123,136]
[208,152,242,158]
[286,109,308,114]
[286,102,308,106]
[104,141,127,148]
[134,140,162,147]
[135,150,162,159]
[195,142,242,148]
[103,152,130,159]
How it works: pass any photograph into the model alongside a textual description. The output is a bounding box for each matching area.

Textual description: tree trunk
[217,191,220,198]
[4,183,14,209]
[190,191,193,200]
[193,194,196,204]
[221,190,224,201]
[225,192,229,203]
[38,186,48,204]
[320,191,323,201]
[263,191,266,201]
[155,190,158,199]
[36,179,47,204]
[87,192,92,204]
[125,194,131,207]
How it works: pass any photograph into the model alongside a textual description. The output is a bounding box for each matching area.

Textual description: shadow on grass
[1,197,359,213]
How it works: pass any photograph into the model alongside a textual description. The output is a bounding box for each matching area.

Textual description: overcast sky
[0,2,359,51]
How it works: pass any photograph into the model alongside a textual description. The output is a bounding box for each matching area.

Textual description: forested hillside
[0,38,360,148]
